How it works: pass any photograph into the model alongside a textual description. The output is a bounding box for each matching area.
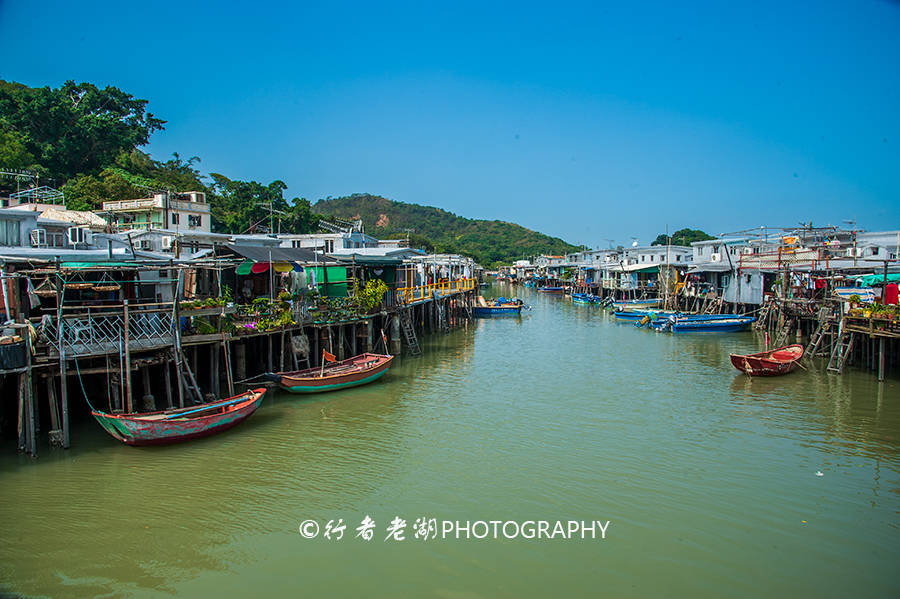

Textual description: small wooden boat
[91,388,267,446]
[651,315,756,333]
[268,353,393,393]
[611,298,662,309]
[537,286,565,294]
[474,296,523,316]
[730,344,804,376]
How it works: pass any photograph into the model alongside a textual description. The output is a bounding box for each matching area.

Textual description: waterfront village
[0,187,480,454]
[0,185,898,455]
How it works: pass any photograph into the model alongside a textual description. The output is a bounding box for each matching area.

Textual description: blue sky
[1,0,898,247]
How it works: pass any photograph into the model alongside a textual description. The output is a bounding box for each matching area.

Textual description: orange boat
[729,344,804,376]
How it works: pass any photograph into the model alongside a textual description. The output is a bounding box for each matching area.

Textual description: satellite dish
[631,238,639,247]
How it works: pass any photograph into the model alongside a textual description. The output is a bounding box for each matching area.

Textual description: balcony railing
[393,279,477,305]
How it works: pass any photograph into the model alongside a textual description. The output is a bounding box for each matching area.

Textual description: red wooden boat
[91,388,267,446]
[729,344,804,376]
[268,353,393,394]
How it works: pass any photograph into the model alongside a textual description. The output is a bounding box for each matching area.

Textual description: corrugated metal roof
[224,244,335,263]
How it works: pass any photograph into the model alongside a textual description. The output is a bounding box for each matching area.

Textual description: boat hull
[652,316,756,333]
[473,305,522,316]
[537,287,564,294]
[274,353,394,394]
[91,389,266,446]
[730,344,804,376]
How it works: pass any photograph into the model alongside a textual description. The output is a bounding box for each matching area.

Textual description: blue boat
[610,298,662,309]
[613,308,677,321]
[474,296,523,317]
[651,315,756,333]
[572,293,595,304]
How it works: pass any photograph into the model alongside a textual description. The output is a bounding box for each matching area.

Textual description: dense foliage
[0,80,164,183]
[312,194,578,266]
[0,79,318,234]
[650,228,715,246]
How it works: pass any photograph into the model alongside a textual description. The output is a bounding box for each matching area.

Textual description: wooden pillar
[123,300,133,413]
[141,366,155,412]
[110,373,121,413]
[46,374,61,442]
[878,337,886,382]
[390,315,401,354]
[209,344,220,397]
[336,325,345,361]
[366,320,374,352]
[24,325,35,456]
[163,361,174,409]
[60,353,70,448]
[234,342,246,382]
[223,336,234,397]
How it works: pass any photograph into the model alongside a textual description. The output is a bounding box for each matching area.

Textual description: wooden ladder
[754,301,772,331]
[806,307,835,357]
[400,309,422,356]
[773,317,793,348]
[826,331,855,373]
[438,302,450,333]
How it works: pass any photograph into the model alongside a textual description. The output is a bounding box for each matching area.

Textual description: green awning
[236,260,254,275]
[637,266,660,274]
[855,273,900,286]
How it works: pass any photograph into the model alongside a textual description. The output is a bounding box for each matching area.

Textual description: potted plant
[848,294,861,310]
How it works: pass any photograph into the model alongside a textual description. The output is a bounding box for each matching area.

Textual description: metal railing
[393,279,477,305]
[38,301,176,357]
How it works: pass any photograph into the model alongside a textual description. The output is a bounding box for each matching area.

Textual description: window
[172,213,180,225]
[872,247,879,256]
[676,255,681,261]
[641,255,645,262]
[188,214,202,227]
[0,219,20,246]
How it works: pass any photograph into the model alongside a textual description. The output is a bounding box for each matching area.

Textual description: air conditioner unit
[710,253,722,262]
[161,236,174,250]
[742,247,753,255]
[67,227,92,246]
[30,228,46,247]
[845,248,862,257]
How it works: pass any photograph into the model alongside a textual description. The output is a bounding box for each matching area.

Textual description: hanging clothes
[885,283,899,305]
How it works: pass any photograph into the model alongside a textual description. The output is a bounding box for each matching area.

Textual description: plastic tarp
[854,273,900,286]
[833,287,876,303]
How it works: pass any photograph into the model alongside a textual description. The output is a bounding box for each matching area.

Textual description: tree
[650,228,715,246]
[208,174,318,234]
[0,80,165,182]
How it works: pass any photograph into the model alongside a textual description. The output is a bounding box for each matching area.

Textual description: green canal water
[1,283,899,598]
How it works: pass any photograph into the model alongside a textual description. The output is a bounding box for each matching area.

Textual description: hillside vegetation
[313,194,578,266]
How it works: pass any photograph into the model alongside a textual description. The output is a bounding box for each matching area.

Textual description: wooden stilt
[59,353,70,448]
[123,300,133,413]
[223,336,234,396]
[163,361,174,409]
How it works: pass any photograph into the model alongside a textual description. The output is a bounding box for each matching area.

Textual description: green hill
[312,194,578,266]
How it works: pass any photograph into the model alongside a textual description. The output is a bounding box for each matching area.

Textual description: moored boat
[91,388,267,446]
[611,298,662,309]
[268,353,393,393]
[572,293,595,304]
[474,296,523,316]
[651,315,756,333]
[537,286,565,294]
[730,344,804,376]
